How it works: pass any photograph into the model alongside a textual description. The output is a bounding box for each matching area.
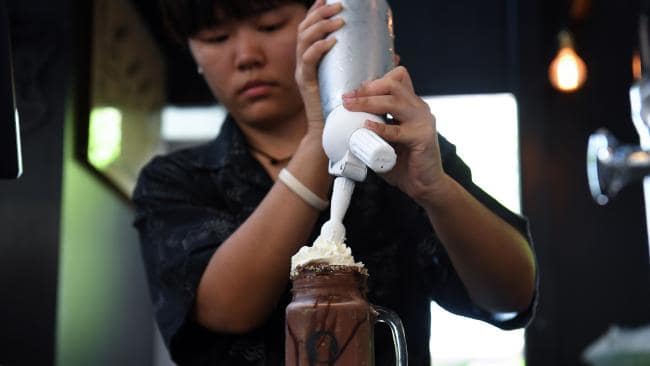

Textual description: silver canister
[318,0,396,120]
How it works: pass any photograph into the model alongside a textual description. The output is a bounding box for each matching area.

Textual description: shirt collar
[197,114,251,170]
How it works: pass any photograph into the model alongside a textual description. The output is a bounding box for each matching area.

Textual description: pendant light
[549,30,588,92]
[548,0,590,92]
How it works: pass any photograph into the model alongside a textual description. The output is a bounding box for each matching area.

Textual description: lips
[238,79,276,97]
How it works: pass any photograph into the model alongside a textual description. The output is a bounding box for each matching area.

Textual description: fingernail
[342,91,354,98]
[364,120,378,128]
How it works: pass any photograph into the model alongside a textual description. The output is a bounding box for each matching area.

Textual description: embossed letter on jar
[285,264,407,365]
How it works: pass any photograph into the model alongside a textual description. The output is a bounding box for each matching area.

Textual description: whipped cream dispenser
[318,0,397,242]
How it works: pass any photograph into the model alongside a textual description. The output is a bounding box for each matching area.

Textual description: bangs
[161,0,311,42]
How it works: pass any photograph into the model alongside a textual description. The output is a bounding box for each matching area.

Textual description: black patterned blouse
[133,116,536,366]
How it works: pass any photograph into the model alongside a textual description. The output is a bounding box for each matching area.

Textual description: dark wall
[517,0,650,365]
[0,0,70,364]
[392,0,517,95]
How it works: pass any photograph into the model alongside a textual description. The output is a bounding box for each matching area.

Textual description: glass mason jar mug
[285,265,407,365]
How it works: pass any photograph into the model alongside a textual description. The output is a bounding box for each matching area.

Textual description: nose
[234,29,265,71]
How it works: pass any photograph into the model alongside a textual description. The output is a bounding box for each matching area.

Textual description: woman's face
[188,3,307,128]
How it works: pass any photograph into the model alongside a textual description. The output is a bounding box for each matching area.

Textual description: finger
[298,2,343,33]
[308,0,325,11]
[384,66,414,90]
[341,67,412,95]
[342,77,410,101]
[296,37,336,82]
[297,16,344,55]
[342,95,396,117]
[300,37,337,72]
[341,67,416,103]
[344,94,432,124]
[363,120,410,145]
[374,67,413,97]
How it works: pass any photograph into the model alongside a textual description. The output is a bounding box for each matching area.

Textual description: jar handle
[373,305,408,365]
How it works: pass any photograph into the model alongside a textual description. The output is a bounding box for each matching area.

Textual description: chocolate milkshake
[286,264,373,365]
[286,237,407,365]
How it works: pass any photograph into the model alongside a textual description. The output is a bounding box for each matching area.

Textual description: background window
[423,94,525,366]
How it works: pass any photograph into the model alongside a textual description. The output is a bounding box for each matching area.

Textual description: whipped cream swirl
[290,235,364,278]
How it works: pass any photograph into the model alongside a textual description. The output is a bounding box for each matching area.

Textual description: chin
[238,99,304,128]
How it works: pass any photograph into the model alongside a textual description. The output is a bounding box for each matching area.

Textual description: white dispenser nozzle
[320,176,355,243]
[349,128,396,173]
[322,106,397,180]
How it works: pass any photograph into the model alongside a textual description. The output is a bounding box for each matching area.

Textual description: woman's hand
[342,66,450,206]
[345,68,537,315]
[295,0,344,134]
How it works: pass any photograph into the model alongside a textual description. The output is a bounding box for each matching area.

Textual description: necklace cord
[248,145,293,165]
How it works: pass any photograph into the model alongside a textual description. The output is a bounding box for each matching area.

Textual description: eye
[203,34,229,44]
[259,21,285,33]
[195,27,230,44]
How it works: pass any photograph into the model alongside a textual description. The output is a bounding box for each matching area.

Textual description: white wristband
[278,168,329,211]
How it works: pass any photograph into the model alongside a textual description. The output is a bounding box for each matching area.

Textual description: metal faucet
[587,13,650,256]
[587,128,650,205]
[588,12,650,205]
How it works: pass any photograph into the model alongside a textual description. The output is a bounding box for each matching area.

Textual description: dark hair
[160,0,314,42]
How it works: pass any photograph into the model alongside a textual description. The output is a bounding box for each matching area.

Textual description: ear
[187,38,203,62]
[187,39,205,74]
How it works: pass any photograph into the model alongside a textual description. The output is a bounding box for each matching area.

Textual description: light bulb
[632,51,642,80]
[549,30,587,92]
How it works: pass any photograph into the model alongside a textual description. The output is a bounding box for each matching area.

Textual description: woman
[133,0,537,364]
